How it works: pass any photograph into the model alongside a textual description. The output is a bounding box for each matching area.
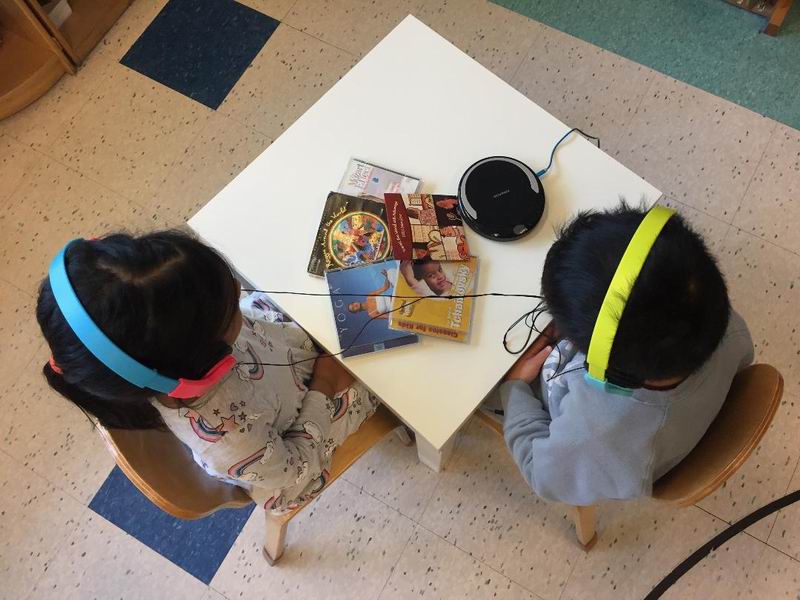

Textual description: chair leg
[394,426,413,446]
[572,505,598,550]
[263,512,289,566]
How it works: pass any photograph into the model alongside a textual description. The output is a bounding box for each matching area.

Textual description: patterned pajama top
[154,293,379,511]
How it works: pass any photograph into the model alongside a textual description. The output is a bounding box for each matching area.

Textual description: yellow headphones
[584,205,676,395]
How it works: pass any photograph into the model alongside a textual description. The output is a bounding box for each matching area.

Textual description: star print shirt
[153,293,379,511]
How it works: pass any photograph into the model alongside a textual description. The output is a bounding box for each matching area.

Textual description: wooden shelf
[0,0,130,121]
[0,19,66,119]
[57,0,131,61]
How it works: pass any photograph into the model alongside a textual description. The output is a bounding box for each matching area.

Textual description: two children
[35,202,752,511]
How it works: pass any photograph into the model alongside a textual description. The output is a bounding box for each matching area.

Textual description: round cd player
[457,156,545,241]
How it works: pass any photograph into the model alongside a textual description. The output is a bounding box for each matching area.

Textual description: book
[338,158,421,201]
[325,260,418,357]
[384,193,470,261]
[307,192,392,277]
[389,257,479,343]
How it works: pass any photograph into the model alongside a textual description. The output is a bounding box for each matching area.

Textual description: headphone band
[585,205,675,391]
[48,239,234,399]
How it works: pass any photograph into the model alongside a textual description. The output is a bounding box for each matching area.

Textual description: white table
[189,15,661,471]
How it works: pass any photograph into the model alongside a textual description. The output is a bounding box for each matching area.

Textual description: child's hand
[309,356,356,398]
[505,343,552,385]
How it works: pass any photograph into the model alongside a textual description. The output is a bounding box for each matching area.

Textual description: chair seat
[653,364,783,506]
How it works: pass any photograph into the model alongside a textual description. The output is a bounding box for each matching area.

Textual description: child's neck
[155,394,190,409]
[643,375,686,391]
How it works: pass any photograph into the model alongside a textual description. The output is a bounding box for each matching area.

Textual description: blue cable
[536,127,601,178]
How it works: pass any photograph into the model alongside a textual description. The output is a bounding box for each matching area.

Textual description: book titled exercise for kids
[389,257,479,342]
[307,192,392,277]
[325,260,418,357]
[338,158,421,201]
[384,193,470,261]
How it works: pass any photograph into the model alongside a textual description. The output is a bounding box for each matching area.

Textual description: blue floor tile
[121,0,279,109]
[89,466,255,584]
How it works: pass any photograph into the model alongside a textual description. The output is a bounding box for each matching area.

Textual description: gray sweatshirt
[501,311,754,506]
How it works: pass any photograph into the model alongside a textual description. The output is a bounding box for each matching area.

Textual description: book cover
[338,158,421,201]
[389,257,479,343]
[325,260,418,357]
[384,193,470,261]
[307,192,393,277]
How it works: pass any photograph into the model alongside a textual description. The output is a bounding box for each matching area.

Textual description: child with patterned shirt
[37,231,378,512]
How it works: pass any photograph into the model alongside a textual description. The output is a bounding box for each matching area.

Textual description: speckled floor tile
[0,158,166,295]
[0,135,41,204]
[661,530,767,600]
[697,394,800,542]
[236,0,298,19]
[615,74,775,223]
[419,418,582,600]
[0,451,85,600]
[380,525,540,600]
[219,25,356,139]
[1,349,116,504]
[150,114,271,224]
[718,228,800,396]
[28,511,210,600]
[82,0,169,67]
[732,123,800,255]
[50,67,212,203]
[751,542,800,598]
[211,478,414,600]
[0,281,41,390]
[512,24,655,158]
[343,431,441,521]
[0,58,108,153]
[660,197,732,253]
[416,0,542,83]
[769,464,800,561]
[562,500,723,600]
[203,589,230,600]
[284,0,421,57]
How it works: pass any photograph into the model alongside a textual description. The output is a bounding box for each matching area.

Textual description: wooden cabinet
[0,0,131,120]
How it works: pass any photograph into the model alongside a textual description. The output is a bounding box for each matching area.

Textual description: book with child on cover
[325,260,417,357]
[388,257,479,343]
[338,158,421,201]
[384,193,470,261]
[307,192,392,277]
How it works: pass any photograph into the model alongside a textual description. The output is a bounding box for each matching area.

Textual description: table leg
[415,432,456,472]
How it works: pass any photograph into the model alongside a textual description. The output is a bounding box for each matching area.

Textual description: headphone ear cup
[168,355,236,399]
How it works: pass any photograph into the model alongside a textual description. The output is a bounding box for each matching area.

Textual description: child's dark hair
[542,202,730,384]
[36,231,239,430]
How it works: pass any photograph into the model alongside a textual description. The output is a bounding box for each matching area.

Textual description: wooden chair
[722,0,796,36]
[476,363,784,549]
[97,404,405,564]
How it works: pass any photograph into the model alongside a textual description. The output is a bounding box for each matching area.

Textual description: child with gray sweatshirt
[499,203,753,506]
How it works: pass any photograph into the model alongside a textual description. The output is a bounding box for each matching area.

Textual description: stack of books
[307,159,479,357]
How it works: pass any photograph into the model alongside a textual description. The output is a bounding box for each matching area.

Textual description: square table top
[189,15,661,449]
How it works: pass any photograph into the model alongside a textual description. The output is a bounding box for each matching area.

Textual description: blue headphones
[49,240,235,399]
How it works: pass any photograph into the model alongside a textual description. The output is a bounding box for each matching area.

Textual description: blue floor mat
[121,0,279,109]
[494,0,800,130]
[89,466,255,584]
